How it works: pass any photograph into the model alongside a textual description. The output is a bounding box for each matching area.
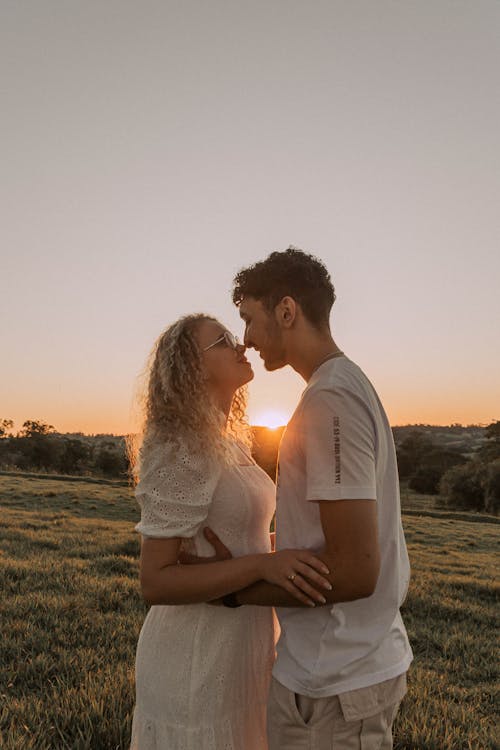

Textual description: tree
[95,447,127,477]
[396,431,435,479]
[480,421,500,461]
[439,463,485,512]
[20,420,55,438]
[0,419,14,439]
[483,459,500,515]
[409,467,443,495]
[14,420,58,470]
[485,421,500,441]
[408,448,467,494]
[17,433,62,471]
[58,439,91,475]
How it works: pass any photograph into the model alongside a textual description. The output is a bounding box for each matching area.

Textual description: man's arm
[235,499,380,607]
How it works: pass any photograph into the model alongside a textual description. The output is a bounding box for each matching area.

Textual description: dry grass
[0,474,498,749]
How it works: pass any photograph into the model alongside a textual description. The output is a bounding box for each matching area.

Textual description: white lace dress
[130,440,278,750]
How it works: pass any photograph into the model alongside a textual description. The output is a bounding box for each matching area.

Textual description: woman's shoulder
[139,438,174,466]
[140,436,221,480]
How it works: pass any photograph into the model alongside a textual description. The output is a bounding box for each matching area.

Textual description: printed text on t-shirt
[333,416,341,484]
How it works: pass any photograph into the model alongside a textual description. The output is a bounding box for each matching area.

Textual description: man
[230,247,413,750]
[203,247,412,748]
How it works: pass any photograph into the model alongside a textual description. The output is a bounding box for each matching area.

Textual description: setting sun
[252,409,290,430]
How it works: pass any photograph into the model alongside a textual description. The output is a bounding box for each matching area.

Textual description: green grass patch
[0,473,137,522]
[0,475,498,749]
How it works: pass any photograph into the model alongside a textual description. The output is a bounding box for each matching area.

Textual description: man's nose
[236,342,246,354]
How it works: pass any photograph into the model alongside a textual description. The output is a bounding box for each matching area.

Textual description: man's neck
[288,332,343,381]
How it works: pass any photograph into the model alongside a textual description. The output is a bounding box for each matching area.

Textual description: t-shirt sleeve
[302,388,377,502]
[134,442,221,538]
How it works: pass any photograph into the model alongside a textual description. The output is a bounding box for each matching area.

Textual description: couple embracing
[129,248,412,750]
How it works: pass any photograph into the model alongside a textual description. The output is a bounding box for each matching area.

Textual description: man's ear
[275,296,297,328]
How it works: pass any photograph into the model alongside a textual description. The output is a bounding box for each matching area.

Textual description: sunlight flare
[252,409,289,429]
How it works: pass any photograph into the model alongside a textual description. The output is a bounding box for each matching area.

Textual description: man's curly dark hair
[232,247,335,329]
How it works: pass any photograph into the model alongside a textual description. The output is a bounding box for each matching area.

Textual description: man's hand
[178,527,233,565]
[182,528,332,606]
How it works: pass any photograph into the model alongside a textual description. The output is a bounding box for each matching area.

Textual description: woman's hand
[177,528,332,607]
[258,549,332,606]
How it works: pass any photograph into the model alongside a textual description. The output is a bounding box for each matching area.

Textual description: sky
[1,1,499,434]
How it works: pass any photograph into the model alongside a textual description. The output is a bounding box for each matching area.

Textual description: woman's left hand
[258,548,332,605]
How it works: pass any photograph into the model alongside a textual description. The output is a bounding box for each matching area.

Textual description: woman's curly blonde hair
[128,314,251,483]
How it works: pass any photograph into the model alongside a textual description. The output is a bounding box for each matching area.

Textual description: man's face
[238,296,287,371]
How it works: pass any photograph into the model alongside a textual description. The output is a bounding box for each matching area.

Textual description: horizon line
[2,420,496,439]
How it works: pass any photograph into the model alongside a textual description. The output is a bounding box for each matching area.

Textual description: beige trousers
[267,673,407,750]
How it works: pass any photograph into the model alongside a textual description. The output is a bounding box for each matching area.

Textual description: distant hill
[391,424,486,458]
[251,424,489,480]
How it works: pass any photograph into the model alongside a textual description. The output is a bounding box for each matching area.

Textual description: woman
[129,314,330,750]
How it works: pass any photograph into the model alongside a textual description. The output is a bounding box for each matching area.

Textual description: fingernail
[308,601,316,607]
[318,596,326,604]
[324,583,333,590]
[322,567,330,575]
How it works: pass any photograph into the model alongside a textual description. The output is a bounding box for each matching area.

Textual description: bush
[396,431,435,479]
[94,448,127,478]
[409,467,443,495]
[439,462,486,512]
[18,434,63,471]
[58,438,92,474]
[483,459,500,515]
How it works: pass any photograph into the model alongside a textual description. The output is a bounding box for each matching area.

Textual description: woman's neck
[209,386,234,421]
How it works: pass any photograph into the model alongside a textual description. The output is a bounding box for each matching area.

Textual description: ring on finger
[287,573,296,582]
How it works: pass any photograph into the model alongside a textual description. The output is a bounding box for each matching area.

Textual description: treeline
[394,422,500,514]
[0,421,287,480]
[1,419,499,514]
[0,420,127,478]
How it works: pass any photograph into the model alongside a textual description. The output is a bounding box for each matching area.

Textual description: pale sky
[2,1,499,434]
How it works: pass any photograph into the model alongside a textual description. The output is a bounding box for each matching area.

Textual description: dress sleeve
[134,442,222,538]
[302,387,377,502]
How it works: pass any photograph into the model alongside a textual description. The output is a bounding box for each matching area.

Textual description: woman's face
[196,318,254,394]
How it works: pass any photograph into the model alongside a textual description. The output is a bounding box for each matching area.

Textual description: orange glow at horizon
[5,394,499,437]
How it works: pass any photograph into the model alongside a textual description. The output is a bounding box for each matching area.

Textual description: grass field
[1,474,498,749]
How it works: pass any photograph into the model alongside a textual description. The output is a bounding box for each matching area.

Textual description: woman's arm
[139,536,331,607]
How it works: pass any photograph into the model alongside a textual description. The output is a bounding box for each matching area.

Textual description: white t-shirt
[273,356,413,697]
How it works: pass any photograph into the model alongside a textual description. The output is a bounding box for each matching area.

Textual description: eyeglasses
[203,330,240,352]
